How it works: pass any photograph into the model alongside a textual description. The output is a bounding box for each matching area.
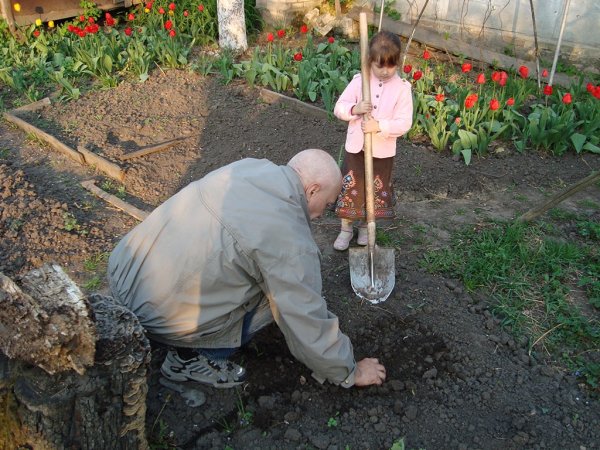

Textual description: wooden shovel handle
[359,13,376,248]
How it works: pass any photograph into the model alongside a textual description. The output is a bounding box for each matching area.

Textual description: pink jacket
[334,71,413,158]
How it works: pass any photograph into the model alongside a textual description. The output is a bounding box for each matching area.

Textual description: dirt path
[1,70,599,449]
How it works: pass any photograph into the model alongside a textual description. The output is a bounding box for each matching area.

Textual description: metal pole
[378,0,385,31]
[549,0,571,86]
[528,0,541,88]
[401,0,430,69]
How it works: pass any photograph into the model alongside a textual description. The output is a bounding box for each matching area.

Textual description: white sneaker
[333,229,353,251]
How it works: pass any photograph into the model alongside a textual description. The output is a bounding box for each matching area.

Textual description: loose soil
[1,70,599,450]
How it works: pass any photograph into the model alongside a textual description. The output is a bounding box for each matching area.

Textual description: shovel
[349,12,395,304]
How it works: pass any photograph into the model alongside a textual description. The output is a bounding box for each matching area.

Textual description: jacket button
[376,94,379,98]
[374,105,377,109]
[379,83,382,87]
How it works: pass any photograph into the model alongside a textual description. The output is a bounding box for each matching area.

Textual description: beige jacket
[108,158,356,386]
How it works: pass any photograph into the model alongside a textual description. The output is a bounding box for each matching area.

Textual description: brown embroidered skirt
[335,151,395,220]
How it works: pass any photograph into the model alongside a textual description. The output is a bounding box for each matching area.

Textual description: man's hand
[354,357,386,386]
[352,100,372,115]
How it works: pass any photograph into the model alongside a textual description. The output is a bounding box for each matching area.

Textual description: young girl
[332,30,413,251]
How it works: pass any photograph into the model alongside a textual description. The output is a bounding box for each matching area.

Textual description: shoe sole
[160,368,245,388]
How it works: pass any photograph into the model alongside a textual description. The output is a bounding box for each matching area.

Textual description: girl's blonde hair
[368,31,402,67]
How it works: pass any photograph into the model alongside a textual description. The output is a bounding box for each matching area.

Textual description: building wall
[256,0,322,25]
[389,0,599,67]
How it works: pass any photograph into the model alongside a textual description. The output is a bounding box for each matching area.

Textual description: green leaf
[583,142,600,154]
[570,133,587,153]
[102,54,113,72]
[461,149,472,165]
[458,129,478,149]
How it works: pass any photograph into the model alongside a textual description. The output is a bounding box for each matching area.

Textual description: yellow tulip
[144,7,150,12]
[48,20,55,28]
[168,10,174,15]
[35,18,42,26]
[13,3,21,12]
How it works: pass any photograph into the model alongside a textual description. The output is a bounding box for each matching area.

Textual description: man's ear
[306,183,321,200]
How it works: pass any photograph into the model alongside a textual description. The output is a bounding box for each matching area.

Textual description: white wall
[389,0,599,67]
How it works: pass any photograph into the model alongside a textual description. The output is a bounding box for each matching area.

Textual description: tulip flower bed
[1,2,599,164]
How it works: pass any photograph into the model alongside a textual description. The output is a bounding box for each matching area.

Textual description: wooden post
[518,171,600,222]
[0,264,151,449]
[0,0,17,34]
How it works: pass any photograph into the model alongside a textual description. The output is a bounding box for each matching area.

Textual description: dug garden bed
[1,69,599,449]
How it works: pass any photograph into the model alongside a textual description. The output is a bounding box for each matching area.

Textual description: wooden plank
[259,88,331,120]
[81,180,150,221]
[14,97,52,112]
[3,111,85,164]
[77,145,126,182]
[517,171,600,222]
[119,135,195,161]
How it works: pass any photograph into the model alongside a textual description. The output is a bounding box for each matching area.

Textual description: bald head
[288,149,342,219]
[288,149,342,191]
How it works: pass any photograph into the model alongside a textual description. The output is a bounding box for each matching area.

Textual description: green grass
[421,219,600,390]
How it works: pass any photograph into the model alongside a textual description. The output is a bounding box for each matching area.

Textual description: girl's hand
[361,116,380,133]
[352,100,372,115]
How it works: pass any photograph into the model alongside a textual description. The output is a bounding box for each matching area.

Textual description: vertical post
[0,0,17,34]
[548,0,571,86]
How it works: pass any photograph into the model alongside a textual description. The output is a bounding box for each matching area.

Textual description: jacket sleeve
[261,251,357,387]
[334,75,362,122]
[378,81,414,139]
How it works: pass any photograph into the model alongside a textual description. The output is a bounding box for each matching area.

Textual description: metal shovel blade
[349,245,395,304]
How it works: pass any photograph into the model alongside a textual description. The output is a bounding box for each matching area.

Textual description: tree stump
[0,264,151,449]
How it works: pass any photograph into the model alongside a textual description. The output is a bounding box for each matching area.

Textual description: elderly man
[107,149,386,389]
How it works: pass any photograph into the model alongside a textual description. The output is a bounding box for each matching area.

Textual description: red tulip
[593,86,600,99]
[498,71,508,86]
[124,27,132,36]
[300,24,308,34]
[562,93,572,104]
[277,29,285,38]
[506,97,515,106]
[476,73,485,84]
[422,50,431,60]
[586,82,594,93]
[543,85,553,96]
[159,7,165,14]
[435,93,445,102]
[169,29,176,38]
[128,13,135,21]
[183,10,188,16]
[461,63,472,73]
[105,14,115,26]
[464,94,478,109]
[455,117,461,124]
[328,36,335,43]
[169,2,176,10]
[541,69,548,77]
[518,65,529,78]
[88,16,95,23]
[165,20,173,30]
[403,65,412,74]
[79,15,85,22]
[489,98,500,111]
[413,70,423,81]
[491,71,501,83]
[293,52,303,61]
[267,32,274,42]
[78,30,86,37]
[33,29,40,37]
[197,4,204,11]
